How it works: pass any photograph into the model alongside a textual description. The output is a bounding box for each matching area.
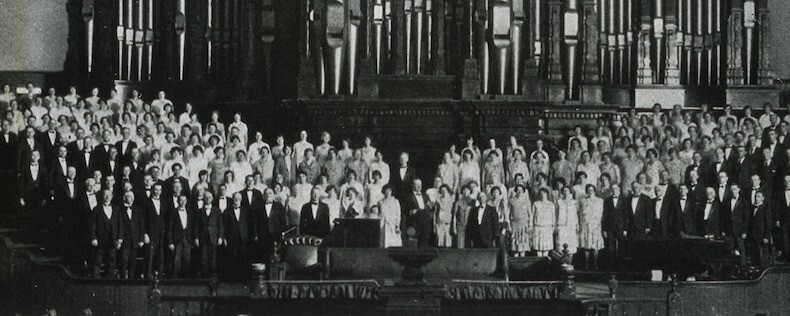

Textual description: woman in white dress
[378,185,402,248]
[576,151,600,189]
[532,188,556,257]
[435,185,455,247]
[555,187,579,255]
[436,152,459,192]
[458,149,481,189]
[186,146,209,186]
[252,146,275,187]
[508,184,532,257]
[340,170,365,211]
[247,131,270,164]
[529,151,550,186]
[507,149,530,188]
[365,171,386,212]
[579,184,604,270]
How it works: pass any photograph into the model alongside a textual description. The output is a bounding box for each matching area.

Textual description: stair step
[36,257,62,264]
[13,243,44,250]
[0,228,23,234]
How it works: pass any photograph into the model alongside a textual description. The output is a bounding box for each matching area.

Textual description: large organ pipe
[491,0,511,94]
[414,0,425,74]
[607,0,617,84]
[512,0,525,92]
[677,0,683,84]
[135,0,144,81]
[599,0,607,82]
[624,0,632,84]
[373,0,384,73]
[617,0,626,84]
[348,0,362,94]
[385,0,392,61]
[82,0,94,73]
[146,0,153,80]
[117,0,124,80]
[684,0,691,84]
[208,0,214,74]
[706,0,713,85]
[653,0,664,84]
[533,0,542,65]
[744,0,755,85]
[695,0,702,85]
[713,0,720,85]
[426,0,433,72]
[175,0,186,80]
[405,0,413,73]
[478,0,490,93]
[125,0,134,80]
[564,0,580,100]
[325,0,345,94]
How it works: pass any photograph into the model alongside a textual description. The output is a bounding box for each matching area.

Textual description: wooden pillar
[757,0,772,85]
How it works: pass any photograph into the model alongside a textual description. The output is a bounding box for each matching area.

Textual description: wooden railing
[580,297,671,316]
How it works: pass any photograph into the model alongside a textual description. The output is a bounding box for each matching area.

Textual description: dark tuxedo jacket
[17,137,43,169]
[19,164,48,202]
[120,204,146,248]
[37,130,62,164]
[773,190,790,228]
[624,194,653,238]
[195,206,224,246]
[724,197,750,237]
[401,191,428,225]
[143,196,170,245]
[466,204,499,248]
[72,149,100,180]
[749,204,773,243]
[167,209,196,246]
[254,202,289,244]
[0,132,18,170]
[92,143,114,166]
[53,178,81,214]
[49,157,70,184]
[299,202,331,238]
[223,206,253,245]
[678,196,698,236]
[239,188,264,211]
[163,176,191,198]
[603,195,627,236]
[728,157,754,189]
[90,204,123,246]
[650,196,680,238]
[704,160,728,189]
[390,165,417,197]
[713,184,732,204]
[696,200,722,237]
[114,139,137,164]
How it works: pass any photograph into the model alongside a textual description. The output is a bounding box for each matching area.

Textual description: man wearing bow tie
[625,182,652,239]
[466,192,499,248]
[299,188,330,238]
[254,188,288,260]
[714,171,731,203]
[651,185,679,239]
[119,192,145,279]
[55,167,82,265]
[748,191,772,266]
[697,188,722,238]
[90,190,123,278]
[17,126,42,170]
[677,185,698,236]
[223,193,252,280]
[602,184,627,264]
[37,120,61,166]
[19,150,48,231]
[143,184,168,278]
[748,175,764,206]
[76,178,99,267]
[724,183,749,265]
[168,195,195,278]
[115,126,137,164]
[401,179,433,247]
[195,191,224,277]
[390,152,416,198]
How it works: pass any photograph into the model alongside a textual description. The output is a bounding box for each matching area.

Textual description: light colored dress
[436,195,455,247]
[579,196,605,250]
[378,197,402,248]
[207,158,229,193]
[508,194,532,252]
[556,199,579,253]
[458,161,481,187]
[532,201,556,251]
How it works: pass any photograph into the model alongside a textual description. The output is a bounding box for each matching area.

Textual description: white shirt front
[233,208,240,221]
[399,167,407,180]
[655,198,663,219]
[126,207,133,220]
[67,181,75,198]
[30,164,39,181]
[103,204,113,219]
[178,210,188,229]
[718,186,727,201]
[631,197,639,214]
[311,203,318,219]
[59,158,67,175]
[414,193,425,210]
[477,207,485,224]
[703,202,713,220]
[152,198,161,215]
[731,198,737,211]
[84,152,91,167]
[786,190,790,207]
[265,203,272,217]
[680,198,687,213]
[218,198,228,211]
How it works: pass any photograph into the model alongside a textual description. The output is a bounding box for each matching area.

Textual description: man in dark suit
[53,166,82,265]
[49,145,70,186]
[400,179,433,246]
[167,195,195,278]
[17,126,43,169]
[704,148,728,188]
[254,188,288,259]
[697,188,723,238]
[92,129,115,166]
[73,136,98,181]
[76,178,100,269]
[195,191,224,277]
[729,146,753,190]
[625,182,652,239]
[747,174,766,206]
[143,183,169,278]
[757,147,779,192]
[115,126,137,164]
[99,146,121,179]
[37,121,62,167]
[90,190,123,278]
[677,185,698,236]
[240,175,264,212]
[724,184,750,266]
[19,150,48,233]
[650,185,680,239]
[713,171,732,203]
[603,184,627,264]
[65,128,86,162]
[390,152,417,198]
[0,119,19,171]
[119,192,146,279]
[684,152,704,187]
[773,175,790,261]
[126,148,146,187]
[223,192,253,280]
[466,192,499,248]
[299,188,331,238]
[748,191,773,266]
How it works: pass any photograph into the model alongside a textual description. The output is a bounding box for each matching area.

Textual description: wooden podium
[328,218,382,248]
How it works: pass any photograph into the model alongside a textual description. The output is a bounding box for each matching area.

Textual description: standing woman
[556,187,579,255]
[0,83,16,110]
[378,185,402,248]
[207,147,230,193]
[576,151,600,189]
[482,151,505,189]
[507,149,530,187]
[529,151,550,186]
[579,184,604,270]
[322,149,346,188]
[437,152,460,192]
[509,184,532,257]
[252,147,275,187]
[228,113,249,145]
[532,188,556,257]
[323,186,341,229]
[551,150,576,186]
[458,149,481,189]
[435,185,455,247]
